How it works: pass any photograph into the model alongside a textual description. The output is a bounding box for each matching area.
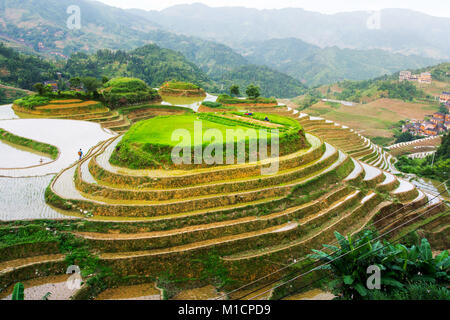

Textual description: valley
[0,0,448,303]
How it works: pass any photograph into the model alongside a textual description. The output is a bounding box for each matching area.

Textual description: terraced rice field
[0,100,447,300]
[298,98,440,139]
[387,136,442,157]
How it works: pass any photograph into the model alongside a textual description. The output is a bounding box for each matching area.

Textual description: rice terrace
[0,0,448,306]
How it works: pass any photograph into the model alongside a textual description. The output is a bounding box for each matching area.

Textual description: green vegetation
[245,84,261,99]
[233,111,301,129]
[332,79,428,103]
[101,77,160,108]
[242,38,439,87]
[65,45,211,91]
[396,132,450,182]
[0,43,57,90]
[230,85,240,97]
[11,283,24,300]
[163,81,200,90]
[221,65,306,98]
[367,282,450,300]
[0,86,29,105]
[110,112,305,169]
[0,128,59,160]
[109,113,255,169]
[201,101,224,109]
[0,224,58,249]
[217,94,277,105]
[13,95,50,110]
[370,136,395,147]
[115,114,257,148]
[117,104,193,116]
[195,251,233,289]
[394,131,424,144]
[310,230,449,300]
[292,91,323,111]
[378,81,424,101]
[159,80,206,97]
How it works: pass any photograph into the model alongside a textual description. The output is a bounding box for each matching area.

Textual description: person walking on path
[78,149,83,160]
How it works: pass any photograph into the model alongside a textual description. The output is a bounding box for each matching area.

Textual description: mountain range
[136,4,450,59]
[0,0,447,92]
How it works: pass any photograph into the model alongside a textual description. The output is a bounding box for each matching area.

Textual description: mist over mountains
[0,0,447,92]
[135,3,450,59]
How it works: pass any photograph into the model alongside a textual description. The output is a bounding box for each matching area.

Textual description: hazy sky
[97,0,450,17]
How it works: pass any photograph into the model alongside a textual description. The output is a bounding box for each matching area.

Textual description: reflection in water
[0,140,52,168]
[161,93,217,112]
[0,175,68,220]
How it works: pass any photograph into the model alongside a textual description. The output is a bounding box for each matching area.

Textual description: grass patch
[0,128,58,159]
[217,94,277,105]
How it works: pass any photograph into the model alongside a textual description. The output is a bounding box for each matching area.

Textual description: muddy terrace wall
[99,192,382,282]
[0,241,60,263]
[12,103,105,116]
[48,154,354,225]
[83,187,357,252]
[68,152,350,218]
[0,260,66,292]
[110,128,309,170]
[89,140,326,189]
[77,145,336,202]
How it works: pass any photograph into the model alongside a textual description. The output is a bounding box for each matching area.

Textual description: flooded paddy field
[0,104,18,120]
[0,140,52,169]
[0,275,77,300]
[0,104,116,220]
[161,93,217,112]
[0,175,69,220]
[0,118,115,177]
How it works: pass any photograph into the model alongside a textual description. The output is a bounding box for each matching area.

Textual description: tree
[246,84,260,99]
[102,76,110,85]
[69,77,82,89]
[0,88,6,103]
[438,104,449,114]
[33,83,45,95]
[230,84,240,97]
[81,77,101,95]
[395,131,415,144]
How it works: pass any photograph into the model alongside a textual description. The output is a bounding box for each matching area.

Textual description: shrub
[14,95,50,109]
[216,94,276,105]
[201,101,223,108]
[162,80,200,90]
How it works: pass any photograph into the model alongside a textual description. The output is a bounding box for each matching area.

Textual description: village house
[445,121,450,131]
[439,92,450,104]
[431,112,445,124]
[399,71,412,81]
[403,112,449,137]
[44,80,58,92]
[399,70,432,84]
[418,72,432,84]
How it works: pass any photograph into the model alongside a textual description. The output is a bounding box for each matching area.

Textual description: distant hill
[240,38,439,86]
[0,0,159,56]
[221,65,306,98]
[141,4,450,59]
[1,0,446,95]
[0,43,57,90]
[64,44,212,90]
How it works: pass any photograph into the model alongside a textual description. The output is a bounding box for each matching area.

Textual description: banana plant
[309,231,449,300]
[11,283,24,300]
